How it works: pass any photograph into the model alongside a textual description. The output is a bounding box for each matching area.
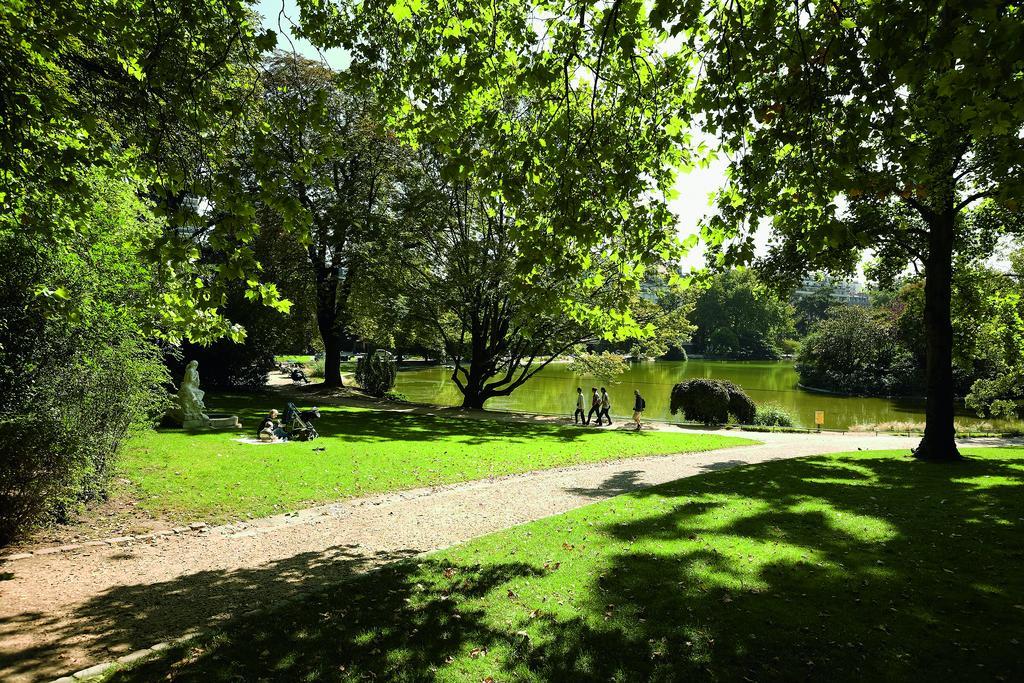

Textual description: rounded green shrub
[356,350,397,397]
[670,379,756,425]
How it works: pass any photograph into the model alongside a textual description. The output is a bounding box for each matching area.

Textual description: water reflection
[394,360,979,430]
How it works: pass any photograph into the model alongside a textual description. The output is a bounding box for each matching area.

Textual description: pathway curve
[0,428,1012,681]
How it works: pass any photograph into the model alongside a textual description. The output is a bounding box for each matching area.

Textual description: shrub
[670,379,756,425]
[725,383,757,424]
[663,344,688,361]
[384,390,409,403]
[356,350,397,397]
[796,306,922,396]
[752,403,797,427]
[0,175,167,544]
[310,357,326,379]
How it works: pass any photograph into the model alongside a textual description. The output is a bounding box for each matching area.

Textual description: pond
[394,359,983,430]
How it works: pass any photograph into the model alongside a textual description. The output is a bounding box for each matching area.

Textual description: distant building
[793,276,869,306]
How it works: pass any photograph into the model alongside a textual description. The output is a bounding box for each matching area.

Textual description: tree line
[2,0,1022,541]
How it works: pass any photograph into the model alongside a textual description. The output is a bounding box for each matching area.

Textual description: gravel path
[1,428,1012,681]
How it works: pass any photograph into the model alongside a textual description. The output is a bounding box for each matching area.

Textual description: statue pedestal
[183,414,241,430]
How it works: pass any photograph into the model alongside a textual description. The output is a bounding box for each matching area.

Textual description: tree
[2,0,286,342]
[254,54,404,385]
[296,0,695,310]
[793,280,838,337]
[670,1,1024,460]
[965,249,1024,418]
[796,306,921,397]
[567,351,629,385]
[691,270,794,359]
[399,163,652,409]
[292,1,698,408]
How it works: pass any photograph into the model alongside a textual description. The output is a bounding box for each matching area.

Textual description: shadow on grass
[196,392,618,446]
[12,451,1022,681]
[0,545,420,681]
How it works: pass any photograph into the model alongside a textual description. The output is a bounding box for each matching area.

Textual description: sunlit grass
[109,448,1024,681]
[120,395,753,522]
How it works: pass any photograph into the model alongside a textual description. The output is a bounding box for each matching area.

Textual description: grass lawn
[121,394,753,522]
[274,354,315,364]
[107,447,1024,681]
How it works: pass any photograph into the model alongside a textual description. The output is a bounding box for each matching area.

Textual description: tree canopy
[2,0,286,342]
[691,270,794,360]
[296,0,697,313]
[666,0,1024,460]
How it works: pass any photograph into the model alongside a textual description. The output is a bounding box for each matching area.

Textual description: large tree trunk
[460,388,488,410]
[321,326,343,387]
[914,212,961,462]
[458,352,490,410]
[313,263,344,388]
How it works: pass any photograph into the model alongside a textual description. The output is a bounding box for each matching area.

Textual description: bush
[310,357,326,379]
[752,403,797,427]
[663,344,688,361]
[796,306,921,396]
[0,175,167,544]
[670,379,756,425]
[356,350,397,397]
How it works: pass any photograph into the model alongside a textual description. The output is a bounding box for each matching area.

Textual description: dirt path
[0,429,1012,681]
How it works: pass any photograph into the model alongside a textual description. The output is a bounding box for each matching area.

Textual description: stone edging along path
[0,523,210,563]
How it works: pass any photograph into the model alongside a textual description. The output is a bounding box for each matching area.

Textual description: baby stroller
[283,402,320,441]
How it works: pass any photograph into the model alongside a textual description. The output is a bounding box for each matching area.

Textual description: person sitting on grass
[257,409,288,442]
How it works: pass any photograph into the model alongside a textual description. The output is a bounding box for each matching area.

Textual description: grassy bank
[107,447,1024,681]
[121,395,753,522]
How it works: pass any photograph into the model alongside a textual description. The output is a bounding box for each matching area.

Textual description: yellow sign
[814,411,825,426]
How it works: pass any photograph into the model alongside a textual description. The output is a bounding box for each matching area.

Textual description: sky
[255,0,349,69]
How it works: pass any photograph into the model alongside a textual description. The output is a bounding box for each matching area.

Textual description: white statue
[178,360,209,423]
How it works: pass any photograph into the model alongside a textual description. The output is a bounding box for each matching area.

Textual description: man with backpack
[632,389,646,431]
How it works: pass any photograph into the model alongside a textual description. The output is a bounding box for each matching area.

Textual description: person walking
[586,386,602,426]
[599,387,612,426]
[632,389,646,431]
[573,387,586,424]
